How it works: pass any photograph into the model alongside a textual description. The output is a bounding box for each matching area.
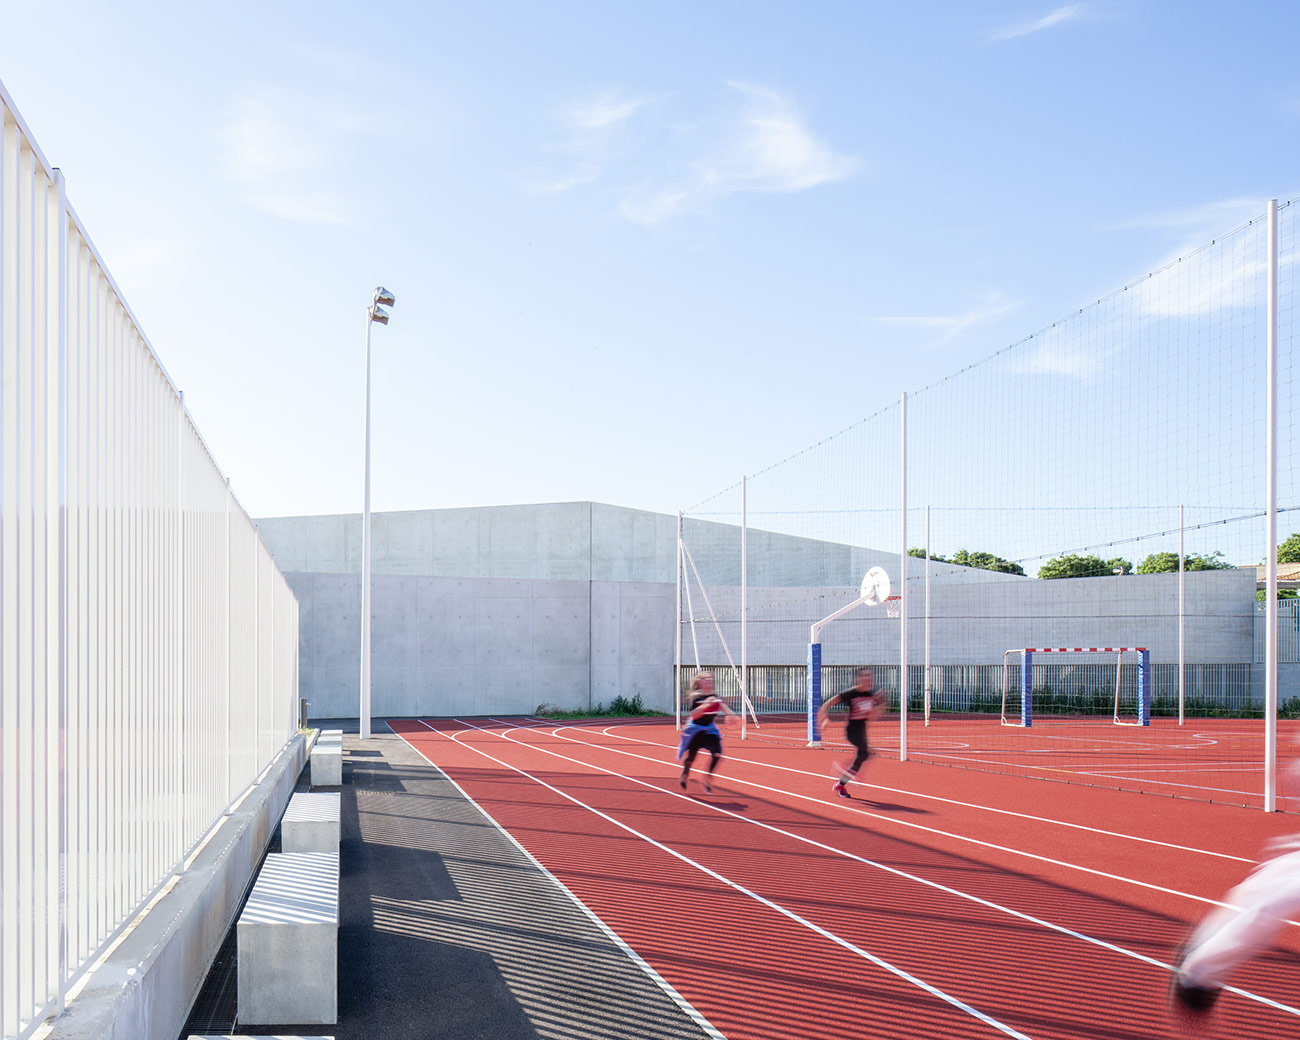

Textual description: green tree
[1278,533,1300,564]
[949,548,1025,575]
[1136,550,1233,574]
[1038,554,1132,579]
[908,547,1024,575]
[908,547,947,562]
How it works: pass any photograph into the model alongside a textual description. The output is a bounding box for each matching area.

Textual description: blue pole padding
[1021,650,1033,728]
[1139,649,1151,726]
[808,642,822,743]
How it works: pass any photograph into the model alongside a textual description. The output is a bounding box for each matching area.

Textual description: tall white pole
[925,504,931,727]
[741,477,748,740]
[1265,199,1279,811]
[900,392,908,762]
[1178,504,1185,725]
[675,512,682,730]
[360,311,373,740]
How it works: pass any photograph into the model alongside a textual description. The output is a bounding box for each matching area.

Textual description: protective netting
[679,200,1299,810]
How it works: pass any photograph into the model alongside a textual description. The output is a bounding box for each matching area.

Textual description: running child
[816,667,884,798]
[677,672,734,794]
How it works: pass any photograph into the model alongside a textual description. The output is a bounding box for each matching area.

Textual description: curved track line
[462,718,1300,1019]
[415,721,1038,1040]
[585,719,1255,864]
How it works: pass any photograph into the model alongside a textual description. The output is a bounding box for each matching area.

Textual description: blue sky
[2,1,1297,529]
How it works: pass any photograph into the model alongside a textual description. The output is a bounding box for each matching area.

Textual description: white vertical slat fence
[1,80,300,1040]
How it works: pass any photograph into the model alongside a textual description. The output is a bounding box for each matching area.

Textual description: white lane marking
[458,719,1300,1020]
[394,722,727,1040]
[586,721,1257,864]
[412,722,1039,1040]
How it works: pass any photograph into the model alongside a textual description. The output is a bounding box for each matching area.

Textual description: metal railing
[1,80,299,1040]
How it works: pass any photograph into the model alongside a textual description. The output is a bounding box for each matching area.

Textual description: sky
[2,1,1298,529]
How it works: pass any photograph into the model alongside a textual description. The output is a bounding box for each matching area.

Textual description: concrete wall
[259,504,687,717]
[685,568,1258,667]
[285,569,674,717]
[258,502,1278,719]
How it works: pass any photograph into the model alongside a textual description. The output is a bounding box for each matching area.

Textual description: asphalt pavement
[180,721,714,1040]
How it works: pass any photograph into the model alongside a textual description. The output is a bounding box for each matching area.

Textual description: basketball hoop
[884,595,902,619]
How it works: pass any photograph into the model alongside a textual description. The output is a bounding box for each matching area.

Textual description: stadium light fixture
[361,286,396,740]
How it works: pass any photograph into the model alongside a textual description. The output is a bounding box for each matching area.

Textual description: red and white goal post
[1000,647,1151,728]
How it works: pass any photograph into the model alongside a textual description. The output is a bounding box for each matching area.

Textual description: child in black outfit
[816,667,883,798]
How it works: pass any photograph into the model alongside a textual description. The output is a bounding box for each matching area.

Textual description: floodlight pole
[361,312,374,739]
[361,287,395,740]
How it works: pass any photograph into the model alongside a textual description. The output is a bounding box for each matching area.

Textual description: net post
[1139,648,1151,726]
[740,477,748,741]
[1265,197,1279,813]
[807,641,822,745]
[1021,649,1034,728]
[675,513,682,731]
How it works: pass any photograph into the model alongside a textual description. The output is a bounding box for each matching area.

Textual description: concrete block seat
[311,743,342,787]
[317,728,343,744]
[237,851,340,1025]
[190,1036,334,1039]
[282,791,341,854]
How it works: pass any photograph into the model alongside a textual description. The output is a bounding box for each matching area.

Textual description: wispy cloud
[989,4,1084,42]
[220,91,350,223]
[529,164,604,194]
[564,89,660,131]
[555,80,861,225]
[698,81,862,195]
[868,294,1020,350]
[1012,339,1102,378]
[1110,197,1278,318]
[1113,196,1267,236]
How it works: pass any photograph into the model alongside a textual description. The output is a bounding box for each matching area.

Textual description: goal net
[1001,647,1150,727]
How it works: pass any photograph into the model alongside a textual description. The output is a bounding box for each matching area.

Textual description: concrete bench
[282,792,341,854]
[310,743,342,787]
[318,728,343,744]
[190,1036,334,1039]
[237,852,340,1025]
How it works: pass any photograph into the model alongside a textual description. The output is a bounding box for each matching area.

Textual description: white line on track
[576,721,1257,866]
[395,735,727,1040]
[410,721,1039,1040]
[442,718,1300,1020]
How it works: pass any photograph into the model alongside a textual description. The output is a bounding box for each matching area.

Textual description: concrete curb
[45,734,308,1040]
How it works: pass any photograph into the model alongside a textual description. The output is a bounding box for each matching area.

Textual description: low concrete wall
[46,734,307,1040]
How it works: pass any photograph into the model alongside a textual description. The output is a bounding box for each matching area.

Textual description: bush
[533,693,666,720]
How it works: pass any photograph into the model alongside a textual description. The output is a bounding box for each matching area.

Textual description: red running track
[390,717,1300,1040]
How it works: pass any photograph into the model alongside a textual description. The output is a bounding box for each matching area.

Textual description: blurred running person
[1170,831,1300,1022]
[816,667,884,798]
[677,672,734,794]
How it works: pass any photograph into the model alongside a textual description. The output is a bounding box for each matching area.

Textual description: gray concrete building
[256,501,1284,720]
